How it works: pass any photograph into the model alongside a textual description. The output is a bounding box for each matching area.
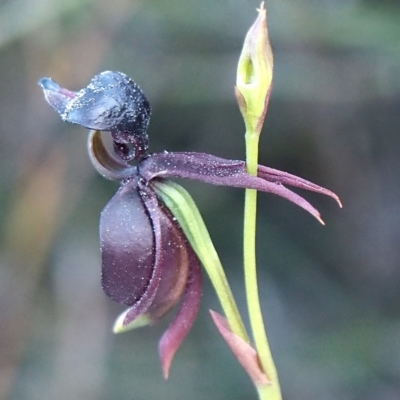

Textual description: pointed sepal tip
[113,309,151,334]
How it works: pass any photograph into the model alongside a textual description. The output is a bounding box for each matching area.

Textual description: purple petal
[88,130,137,180]
[139,152,244,182]
[122,183,191,327]
[100,177,156,307]
[158,249,202,379]
[139,152,333,223]
[139,184,191,322]
[257,165,342,207]
[119,184,167,326]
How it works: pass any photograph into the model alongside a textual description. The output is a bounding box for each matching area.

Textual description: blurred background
[1,0,400,399]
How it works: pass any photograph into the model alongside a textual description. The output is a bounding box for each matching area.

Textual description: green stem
[244,132,281,399]
[257,384,282,400]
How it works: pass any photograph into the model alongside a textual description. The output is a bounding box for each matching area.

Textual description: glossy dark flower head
[38,71,151,161]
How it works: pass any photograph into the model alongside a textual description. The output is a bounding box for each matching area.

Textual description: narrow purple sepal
[257,164,342,207]
[158,249,202,379]
[139,151,244,182]
[139,151,340,222]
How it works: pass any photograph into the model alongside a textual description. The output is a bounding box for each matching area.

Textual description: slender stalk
[244,132,282,399]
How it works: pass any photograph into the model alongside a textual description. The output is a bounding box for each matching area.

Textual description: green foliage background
[1,0,400,399]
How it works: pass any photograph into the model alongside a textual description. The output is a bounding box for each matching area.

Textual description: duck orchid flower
[39,70,341,378]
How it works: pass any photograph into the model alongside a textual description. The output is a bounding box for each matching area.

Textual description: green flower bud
[236,2,273,135]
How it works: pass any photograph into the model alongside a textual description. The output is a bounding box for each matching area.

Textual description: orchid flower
[39,70,341,378]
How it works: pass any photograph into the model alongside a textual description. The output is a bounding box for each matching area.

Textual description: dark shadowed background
[1,0,400,399]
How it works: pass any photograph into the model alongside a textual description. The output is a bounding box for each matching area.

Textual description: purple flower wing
[139,184,191,321]
[139,151,245,182]
[118,182,200,331]
[139,152,340,222]
[257,164,341,206]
